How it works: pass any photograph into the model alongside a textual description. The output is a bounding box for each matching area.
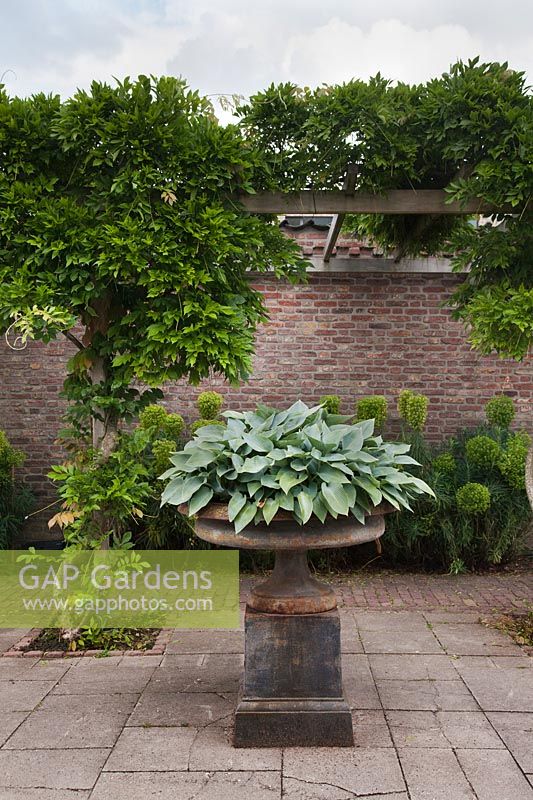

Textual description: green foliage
[466,435,501,468]
[190,418,225,435]
[485,395,516,428]
[498,432,530,490]
[161,401,434,533]
[139,405,184,440]
[356,396,388,429]
[197,391,224,420]
[238,60,533,358]
[432,453,456,475]
[398,391,429,431]
[456,482,491,514]
[151,439,177,477]
[384,397,531,570]
[0,75,305,462]
[320,395,341,414]
[0,430,33,549]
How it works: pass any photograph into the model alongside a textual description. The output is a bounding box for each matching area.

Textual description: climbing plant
[0,76,304,541]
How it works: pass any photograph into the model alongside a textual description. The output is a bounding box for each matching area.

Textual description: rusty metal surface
[194,512,386,551]
[249,550,337,614]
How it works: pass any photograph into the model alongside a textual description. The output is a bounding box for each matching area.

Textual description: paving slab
[352,710,394,748]
[339,613,364,653]
[376,679,478,711]
[104,726,197,771]
[398,748,475,800]
[38,692,138,715]
[0,748,109,790]
[360,627,443,654]
[50,665,154,694]
[456,748,533,800]
[0,680,55,711]
[282,777,408,800]
[0,630,30,654]
[188,724,282,771]
[3,706,128,749]
[368,653,458,680]
[166,630,244,654]
[91,770,281,800]
[486,712,533,772]
[341,655,382,710]
[431,623,523,656]
[423,611,483,624]
[283,747,405,797]
[127,690,235,727]
[0,712,27,746]
[387,710,504,748]
[150,653,242,693]
[353,611,430,631]
[0,790,91,800]
[456,664,533,711]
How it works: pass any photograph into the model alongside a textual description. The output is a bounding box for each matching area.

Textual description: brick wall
[1,269,532,542]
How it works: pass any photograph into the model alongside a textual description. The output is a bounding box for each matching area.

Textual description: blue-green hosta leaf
[350,504,366,524]
[234,502,258,533]
[260,475,280,489]
[312,495,328,523]
[404,475,435,497]
[343,483,357,507]
[161,476,204,507]
[353,419,374,440]
[318,464,350,483]
[243,432,273,453]
[247,480,262,497]
[348,450,378,463]
[297,491,314,524]
[290,459,308,472]
[241,455,271,473]
[188,486,214,516]
[262,497,280,525]
[194,424,226,440]
[185,449,218,469]
[169,453,191,469]
[158,466,179,481]
[393,455,421,466]
[278,470,307,494]
[228,491,246,522]
[321,483,350,516]
[353,475,383,506]
[279,492,295,511]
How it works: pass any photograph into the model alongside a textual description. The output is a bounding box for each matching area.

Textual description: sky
[1,0,532,111]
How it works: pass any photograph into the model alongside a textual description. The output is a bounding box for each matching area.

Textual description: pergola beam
[234,189,514,216]
[323,165,359,263]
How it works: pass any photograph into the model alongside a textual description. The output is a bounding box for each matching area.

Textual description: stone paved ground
[0,572,531,799]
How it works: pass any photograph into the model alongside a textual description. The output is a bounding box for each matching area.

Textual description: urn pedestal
[192,504,388,748]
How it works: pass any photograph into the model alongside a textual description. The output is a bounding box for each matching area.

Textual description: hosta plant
[160,401,434,533]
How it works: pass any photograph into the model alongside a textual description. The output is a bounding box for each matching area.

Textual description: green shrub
[0,431,33,549]
[319,395,341,414]
[465,435,501,468]
[151,439,176,477]
[456,482,491,514]
[191,419,225,435]
[485,395,515,428]
[433,453,456,475]
[139,404,168,432]
[398,390,428,431]
[383,418,531,571]
[498,432,530,489]
[139,405,184,440]
[197,391,223,420]
[356,395,388,429]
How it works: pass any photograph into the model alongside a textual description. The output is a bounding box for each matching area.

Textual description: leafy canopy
[238,59,533,358]
[0,75,305,434]
[161,401,434,533]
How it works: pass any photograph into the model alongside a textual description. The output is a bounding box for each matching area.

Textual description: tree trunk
[526,446,533,512]
[82,292,121,547]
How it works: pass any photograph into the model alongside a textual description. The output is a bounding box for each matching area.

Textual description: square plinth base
[234,697,354,747]
[233,606,354,747]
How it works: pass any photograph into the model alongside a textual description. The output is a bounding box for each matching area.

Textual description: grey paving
[0,607,530,798]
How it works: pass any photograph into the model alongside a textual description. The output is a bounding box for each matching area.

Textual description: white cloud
[1,0,531,102]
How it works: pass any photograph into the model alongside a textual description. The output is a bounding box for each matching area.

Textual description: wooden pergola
[234,182,514,269]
